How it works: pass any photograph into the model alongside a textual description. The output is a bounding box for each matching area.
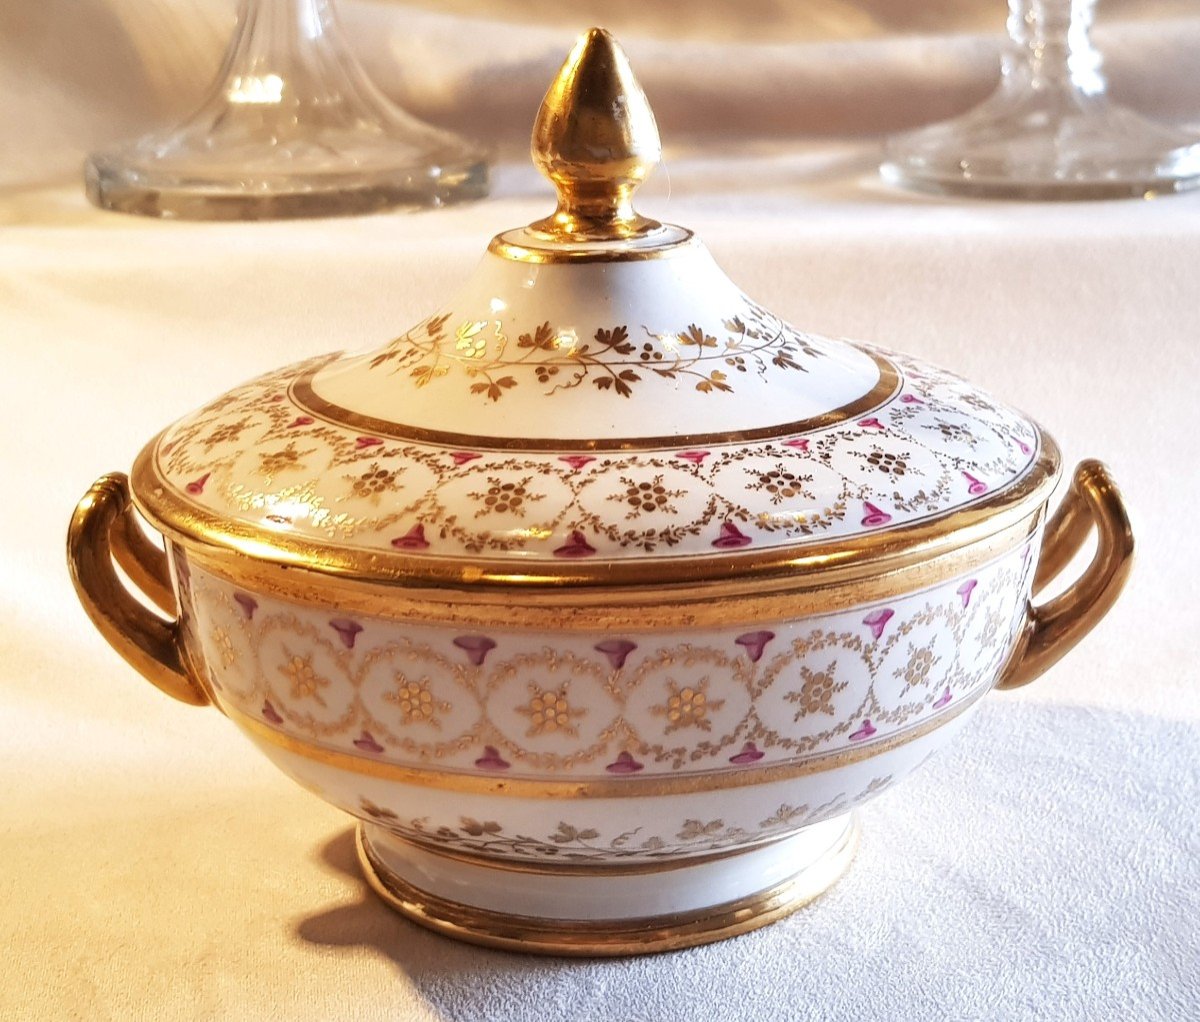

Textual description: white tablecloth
[2,3,1198,1020]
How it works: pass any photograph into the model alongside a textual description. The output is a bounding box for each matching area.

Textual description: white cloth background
[1,3,1198,1020]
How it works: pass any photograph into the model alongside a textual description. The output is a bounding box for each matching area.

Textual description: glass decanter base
[84,0,489,220]
[85,133,488,220]
[881,85,1200,201]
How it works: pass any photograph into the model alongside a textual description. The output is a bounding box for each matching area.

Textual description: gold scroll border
[132,433,1056,598]
[227,679,987,800]
[288,347,901,453]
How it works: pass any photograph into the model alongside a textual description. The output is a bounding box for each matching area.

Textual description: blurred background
[3,0,1199,189]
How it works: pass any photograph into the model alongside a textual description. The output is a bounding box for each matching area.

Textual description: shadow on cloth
[295,829,610,973]
[292,698,1198,1021]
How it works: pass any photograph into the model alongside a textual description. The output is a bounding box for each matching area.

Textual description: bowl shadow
[294,828,614,1000]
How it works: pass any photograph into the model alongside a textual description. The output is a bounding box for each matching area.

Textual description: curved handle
[67,472,209,707]
[997,460,1134,690]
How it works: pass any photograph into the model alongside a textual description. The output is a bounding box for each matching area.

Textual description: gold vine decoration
[364,303,823,402]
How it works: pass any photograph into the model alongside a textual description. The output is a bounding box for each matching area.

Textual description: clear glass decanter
[85,0,489,218]
[880,0,1200,199]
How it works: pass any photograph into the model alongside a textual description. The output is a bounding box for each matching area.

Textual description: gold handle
[67,472,209,707]
[997,460,1134,690]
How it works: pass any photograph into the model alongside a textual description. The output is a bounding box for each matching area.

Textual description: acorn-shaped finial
[530,28,662,242]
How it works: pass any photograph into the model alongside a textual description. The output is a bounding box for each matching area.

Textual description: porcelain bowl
[65,26,1134,955]
[68,448,1130,954]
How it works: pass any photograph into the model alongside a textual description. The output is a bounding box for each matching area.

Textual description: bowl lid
[133,29,1056,592]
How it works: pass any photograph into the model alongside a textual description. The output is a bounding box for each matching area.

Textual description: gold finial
[530,28,662,243]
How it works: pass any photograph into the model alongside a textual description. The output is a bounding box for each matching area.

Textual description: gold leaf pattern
[354,773,889,865]
[364,302,818,403]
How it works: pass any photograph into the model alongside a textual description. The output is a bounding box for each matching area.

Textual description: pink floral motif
[675,450,711,465]
[1016,439,1033,456]
[858,417,885,431]
[933,687,953,709]
[558,454,596,471]
[963,471,988,496]
[553,530,597,558]
[353,731,385,754]
[729,742,765,764]
[453,635,497,666]
[450,451,480,467]
[849,719,877,742]
[268,393,285,403]
[261,700,283,725]
[185,473,210,495]
[233,592,258,620]
[861,502,893,527]
[355,436,383,450]
[288,416,314,428]
[712,522,752,549]
[782,438,810,451]
[735,630,775,663]
[474,746,510,771]
[863,608,894,639]
[390,524,430,550]
[594,639,637,670]
[900,393,924,404]
[957,579,978,607]
[605,751,644,774]
[329,618,363,649]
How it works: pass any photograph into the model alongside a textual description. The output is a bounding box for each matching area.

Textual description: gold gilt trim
[998,459,1134,690]
[487,227,698,264]
[228,681,985,799]
[181,508,1039,629]
[288,350,901,453]
[68,473,210,708]
[355,815,859,955]
[129,435,1058,602]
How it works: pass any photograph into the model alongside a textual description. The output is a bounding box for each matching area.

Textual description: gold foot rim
[356,817,859,957]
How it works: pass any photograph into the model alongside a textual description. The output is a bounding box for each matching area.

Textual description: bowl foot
[356,813,858,955]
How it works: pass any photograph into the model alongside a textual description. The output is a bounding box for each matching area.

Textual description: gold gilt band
[486,227,697,264]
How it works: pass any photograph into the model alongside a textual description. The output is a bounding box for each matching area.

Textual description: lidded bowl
[68,29,1133,955]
